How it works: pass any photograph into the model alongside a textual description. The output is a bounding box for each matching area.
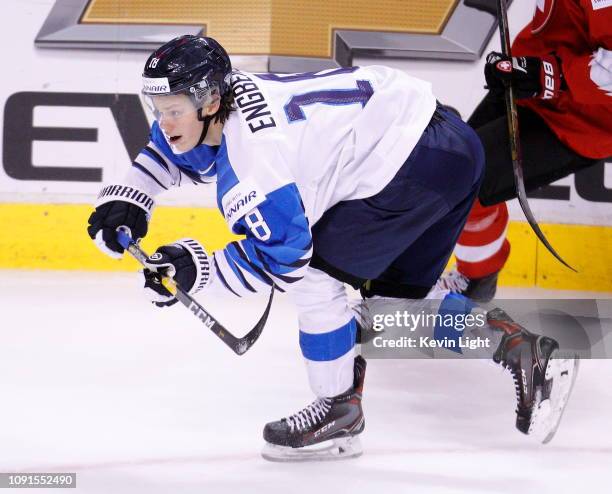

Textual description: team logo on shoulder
[531,0,556,34]
[497,60,513,73]
[222,179,266,228]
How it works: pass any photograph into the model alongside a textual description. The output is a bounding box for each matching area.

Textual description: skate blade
[261,436,363,462]
[529,352,579,444]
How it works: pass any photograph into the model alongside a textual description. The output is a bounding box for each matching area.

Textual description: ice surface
[0,271,610,493]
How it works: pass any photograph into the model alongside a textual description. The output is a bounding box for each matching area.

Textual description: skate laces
[504,360,524,413]
[435,268,469,294]
[286,398,332,432]
[496,338,529,413]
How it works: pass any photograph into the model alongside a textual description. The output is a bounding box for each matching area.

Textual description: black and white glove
[484,51,563,100]
[142,238,212,307]
[87,185,155,259]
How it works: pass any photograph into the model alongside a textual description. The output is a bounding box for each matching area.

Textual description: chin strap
[196,108,215,147]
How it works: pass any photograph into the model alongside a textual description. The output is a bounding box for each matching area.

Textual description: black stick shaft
[496,0,575,272]
[117,229,273,355]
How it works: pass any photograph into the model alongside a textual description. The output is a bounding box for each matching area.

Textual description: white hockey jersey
[128,66,437,298]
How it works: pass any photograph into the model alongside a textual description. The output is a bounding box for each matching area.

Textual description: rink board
[1,0,610,293]
[1,203,610,292]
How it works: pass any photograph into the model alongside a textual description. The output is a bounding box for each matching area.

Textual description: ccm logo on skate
[314,421,336,438]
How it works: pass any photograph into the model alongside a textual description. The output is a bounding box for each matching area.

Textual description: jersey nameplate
[591,0,612,10]
[222,179,266,228]
[231,73,277,133]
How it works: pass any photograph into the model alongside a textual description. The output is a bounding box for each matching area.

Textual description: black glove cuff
[174,238,213,293]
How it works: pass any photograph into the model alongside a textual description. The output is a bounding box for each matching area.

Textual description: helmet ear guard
[189,77,220,102]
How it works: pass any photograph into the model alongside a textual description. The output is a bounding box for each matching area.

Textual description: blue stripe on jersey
[213,140,312,294]
[222,249,256,293]
[299,319,357,362]
[149,122,218,178]
[227,241,277,287]
[177,166,210,184]
[216,194,311,291]
[230,242,287,293]
[214,138,240,211]
[229,183,311,277]
[213,257,241,297]
[287,254,311,269]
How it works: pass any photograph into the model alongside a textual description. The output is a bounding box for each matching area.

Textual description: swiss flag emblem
[497,60,513,73]
[531,0,555,34]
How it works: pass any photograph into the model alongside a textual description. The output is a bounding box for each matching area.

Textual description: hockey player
[87,35,577,460]
[440,0,612,301]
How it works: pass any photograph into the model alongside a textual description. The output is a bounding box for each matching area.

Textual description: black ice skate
[261,356,366,462]
[488,308,579,443]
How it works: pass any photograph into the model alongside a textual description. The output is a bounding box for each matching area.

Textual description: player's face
[152,94,204,153]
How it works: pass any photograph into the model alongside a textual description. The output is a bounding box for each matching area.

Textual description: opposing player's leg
[359,229,579,441]
[359,204,578,441]
[440,94,599,303]
[317,104,578,442]
[438,200,510,303]
[476,101,599,206]
[360,294,579,442]
[486,308,579,442]
[359,105,485,300]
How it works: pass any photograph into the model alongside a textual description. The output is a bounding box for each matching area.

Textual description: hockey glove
[87,185,155,259]
[484,51,563,100]
[142,238,212,307]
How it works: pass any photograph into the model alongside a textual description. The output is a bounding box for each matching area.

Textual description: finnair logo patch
[222,180,266,227]
[142,76,170,94]
[591,0,612,10]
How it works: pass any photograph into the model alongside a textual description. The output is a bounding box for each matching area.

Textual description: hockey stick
[116,229,275,355]
[496,0,576,272]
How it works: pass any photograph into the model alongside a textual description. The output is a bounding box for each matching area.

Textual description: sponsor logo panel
[221,179,266,227]
[36,0,502,66]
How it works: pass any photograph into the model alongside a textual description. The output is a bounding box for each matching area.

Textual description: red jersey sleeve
[557,1,612,104]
